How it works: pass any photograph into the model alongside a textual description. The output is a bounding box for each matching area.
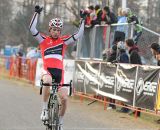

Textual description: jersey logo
[48,40,53,45]
[44,43,63,58]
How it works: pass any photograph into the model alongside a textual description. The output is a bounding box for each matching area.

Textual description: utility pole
[122,0,127,8]
[102,0,107,7]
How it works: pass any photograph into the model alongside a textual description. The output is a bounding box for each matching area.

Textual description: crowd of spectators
[80,5,159,117]
[81,5,142,44]
[81,5,117,28]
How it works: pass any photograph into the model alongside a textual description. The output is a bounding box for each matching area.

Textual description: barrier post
[80,94,84,103]
[104,97,107,110]
[134,108,138,119]
[90,27,96,59]
[130,23,134,39]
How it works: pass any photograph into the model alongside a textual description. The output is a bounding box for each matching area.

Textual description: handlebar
[40,80,73,96]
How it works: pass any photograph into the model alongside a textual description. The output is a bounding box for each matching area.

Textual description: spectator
[81,5,95,28]
[150,42,160,66]
[103,39,129,63]
[26,47,41,59]
[117,8,123,20]
[102,44,118,61]
[87,5,96,26]
[116,8,128,38]
[116,41,129,63]
[101,6,117,25]
[102,45,117,110]
[125,39,142,65]
[149,42,160,123]
[88,6,96,21]
[17,44,24,57]
[119,39,142,116]
[102,42,129,110]
[91,5,103,26]
[124,8,143,45]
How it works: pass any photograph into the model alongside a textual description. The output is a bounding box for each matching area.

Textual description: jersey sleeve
[29,12,45,44]
[63,19,85,45]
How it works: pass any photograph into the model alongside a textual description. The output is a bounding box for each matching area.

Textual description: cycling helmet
[49,18,63,29]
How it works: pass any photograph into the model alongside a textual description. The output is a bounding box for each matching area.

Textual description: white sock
[59,116,63,124]
[42,102,48,110]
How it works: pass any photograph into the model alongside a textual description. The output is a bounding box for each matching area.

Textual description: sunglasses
[51,28,61,32]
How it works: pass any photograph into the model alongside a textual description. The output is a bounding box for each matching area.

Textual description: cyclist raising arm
[29,5,85,130]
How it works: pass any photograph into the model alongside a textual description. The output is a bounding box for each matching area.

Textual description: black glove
[35,5,43,14]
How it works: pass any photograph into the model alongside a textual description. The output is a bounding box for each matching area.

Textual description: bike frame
[40,79,72,130]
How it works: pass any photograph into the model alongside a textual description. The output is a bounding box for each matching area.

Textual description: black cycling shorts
[47,68,62,83]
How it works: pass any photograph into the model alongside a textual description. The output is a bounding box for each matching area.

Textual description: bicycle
[40,79,72,130]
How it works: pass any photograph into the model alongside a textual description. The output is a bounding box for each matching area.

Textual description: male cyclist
[29,5,85,129]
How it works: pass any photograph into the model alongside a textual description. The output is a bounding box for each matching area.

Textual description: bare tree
[0,0,13,47]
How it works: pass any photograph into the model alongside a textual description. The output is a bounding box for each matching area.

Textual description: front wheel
[48,95,60,130]
[54,97,60,130]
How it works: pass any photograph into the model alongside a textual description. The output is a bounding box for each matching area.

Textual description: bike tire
[47,95,60,130]
[53,96,60,130]
[48,94,54,130]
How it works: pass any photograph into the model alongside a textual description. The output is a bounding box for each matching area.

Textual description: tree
[0,0,13,47]
[10,0,42,48]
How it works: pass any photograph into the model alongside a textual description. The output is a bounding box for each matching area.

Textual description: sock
[59,116,63,124]
[42,102,48,110]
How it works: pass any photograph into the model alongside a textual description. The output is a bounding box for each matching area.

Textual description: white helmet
[49,18,63,29]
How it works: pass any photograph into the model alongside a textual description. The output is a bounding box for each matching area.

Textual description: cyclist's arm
[29,12,45,43]
[63,19,85,45]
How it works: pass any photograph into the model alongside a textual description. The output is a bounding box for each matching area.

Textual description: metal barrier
[0,56,37,84]
[136,24,160,65]
[76,25,110,59]
[76,23,160,65]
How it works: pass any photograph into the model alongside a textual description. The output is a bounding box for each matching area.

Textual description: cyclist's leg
[58,87,68,116]
[40,68,52,121]
[58,70,68,125]
[58,87,68,130]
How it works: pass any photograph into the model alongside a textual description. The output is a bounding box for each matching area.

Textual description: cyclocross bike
[40,79,72,130]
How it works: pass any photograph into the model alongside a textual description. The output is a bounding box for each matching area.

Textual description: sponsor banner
[35,58,43,87]
[99,62,117,94]
[85,61,100,95]
[74,61,86,93]
[64,59,75,84]
[135,66,160,110]
[64,59,75,95]
[116,64,137,105]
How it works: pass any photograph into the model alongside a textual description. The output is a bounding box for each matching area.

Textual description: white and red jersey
[29,12,85,71]
[40,35,68,70]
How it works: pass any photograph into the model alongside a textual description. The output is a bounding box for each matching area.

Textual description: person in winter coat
[101,6,117,25]
[124,8,143,45]
[125,39,142,65]
[120,38,142,116]
[91,5,103,26]
[150,42,160,66]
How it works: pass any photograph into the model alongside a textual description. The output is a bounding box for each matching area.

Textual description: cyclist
[29,5,85,129]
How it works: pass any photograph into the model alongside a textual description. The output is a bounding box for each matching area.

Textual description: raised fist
[35,5,43,14]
